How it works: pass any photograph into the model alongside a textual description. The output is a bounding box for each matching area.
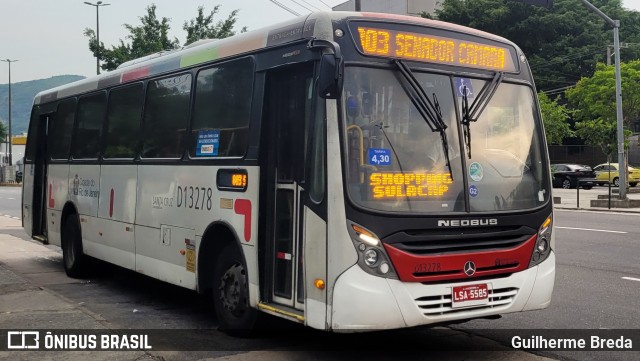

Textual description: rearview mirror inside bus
[318,54,343,99]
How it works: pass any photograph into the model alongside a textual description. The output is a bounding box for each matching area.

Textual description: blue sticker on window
[368,148,391,166]
[455,78,474,98]
[469,185,479,198]
[196,130,220,157]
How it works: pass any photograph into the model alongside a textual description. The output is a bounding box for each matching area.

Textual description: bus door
[264,63,315,310]
[28,113,51,240]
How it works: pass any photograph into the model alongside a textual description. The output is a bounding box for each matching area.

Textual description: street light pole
[612,23,627,198]
[1,59,18,166]
[520,0,626,197]
[580,0,628,199]
[578,0,627,199]
[84,1,110,75]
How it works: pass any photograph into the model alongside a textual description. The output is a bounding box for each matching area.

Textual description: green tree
[574,118,618,160]
[183,5,246,46]
[0,121,7,145]
[85,4,179,71]
[538,92,574,144]
[567,61,640,132]
[430,0,639,92]
[566,61,640,158]
[85,4,243,71]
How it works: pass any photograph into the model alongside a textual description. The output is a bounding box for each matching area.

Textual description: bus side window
[142,74,192,159]
[49,99,77,160]
[104,84,144,159]
[190,57,254,158]
[25,107,40,162]
[73,92,107,159]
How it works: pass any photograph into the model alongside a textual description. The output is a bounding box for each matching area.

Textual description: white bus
[22,11,555,333]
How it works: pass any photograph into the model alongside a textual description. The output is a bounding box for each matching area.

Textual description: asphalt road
[456,209,640,361]
[0,186,21,219]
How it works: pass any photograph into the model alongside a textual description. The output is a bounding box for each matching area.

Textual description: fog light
[379,262,390,274]
[364,249,378,266]
[537,239,548,253]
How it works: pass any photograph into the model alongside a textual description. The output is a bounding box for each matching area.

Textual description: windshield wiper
[393,60,453,179]
[461,72,504,159]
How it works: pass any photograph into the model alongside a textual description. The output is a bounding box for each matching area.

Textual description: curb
[554,205,640,214]
[0,183,22,187]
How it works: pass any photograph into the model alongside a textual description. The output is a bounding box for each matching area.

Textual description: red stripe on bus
[384,234,537,282]
[234,199,252,242]
[109,188,114,218]
[122,66,150,82]
[48,183,54,208]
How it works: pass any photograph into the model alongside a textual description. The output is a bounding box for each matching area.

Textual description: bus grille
[384,226,536,255]
[415,287,518,316]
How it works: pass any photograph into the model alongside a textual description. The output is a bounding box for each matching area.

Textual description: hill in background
[0,75,85,135]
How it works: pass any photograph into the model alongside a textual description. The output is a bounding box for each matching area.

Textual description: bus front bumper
[330,251,555,331]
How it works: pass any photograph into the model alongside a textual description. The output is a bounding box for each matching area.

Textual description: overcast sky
[1,0,640,84]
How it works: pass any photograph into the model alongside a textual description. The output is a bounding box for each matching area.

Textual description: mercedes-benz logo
[464,261,476,276]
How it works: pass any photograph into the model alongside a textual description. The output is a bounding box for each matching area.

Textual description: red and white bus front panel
[330,251,555,330]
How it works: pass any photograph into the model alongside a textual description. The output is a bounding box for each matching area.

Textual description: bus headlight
[364,249,378,266]
[347,222,398,279]
[530,214,553,267]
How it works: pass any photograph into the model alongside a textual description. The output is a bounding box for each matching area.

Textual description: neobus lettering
[437,219,498,227]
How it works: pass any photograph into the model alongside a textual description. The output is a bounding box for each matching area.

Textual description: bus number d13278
[177,186,213,211]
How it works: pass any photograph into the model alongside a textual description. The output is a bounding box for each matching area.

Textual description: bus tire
[212,244,258,335]
[61,213,89,278]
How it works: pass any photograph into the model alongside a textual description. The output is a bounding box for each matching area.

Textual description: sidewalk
[552,187,640,213]
[0,215,154,360]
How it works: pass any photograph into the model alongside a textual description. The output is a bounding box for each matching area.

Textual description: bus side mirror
[318,53,343,99]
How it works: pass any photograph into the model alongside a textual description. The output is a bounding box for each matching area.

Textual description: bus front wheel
[213,244,258,335]
[61,213,89,278]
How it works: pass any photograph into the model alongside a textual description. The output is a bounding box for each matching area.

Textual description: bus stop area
[0,214,555,361]
[552,187,640,212]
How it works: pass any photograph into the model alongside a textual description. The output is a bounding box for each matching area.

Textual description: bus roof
[34,11,516,105]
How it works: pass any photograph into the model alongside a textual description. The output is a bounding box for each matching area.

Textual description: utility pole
[607,43,635,66]
[579,0,627,199]
[355,0,361,11]
[84,1,110,75]
[1,59,18,166]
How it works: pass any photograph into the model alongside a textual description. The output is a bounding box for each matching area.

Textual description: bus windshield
[342,66,549,213]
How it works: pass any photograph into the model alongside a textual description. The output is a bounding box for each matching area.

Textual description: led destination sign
[370,172,453,199]
[355,26,516,72]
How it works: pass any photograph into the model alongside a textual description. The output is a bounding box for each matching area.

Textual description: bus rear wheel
[61,213,89,278]
[213,244,258,335]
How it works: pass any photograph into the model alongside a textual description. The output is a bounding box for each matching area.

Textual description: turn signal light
[314,279,325,290]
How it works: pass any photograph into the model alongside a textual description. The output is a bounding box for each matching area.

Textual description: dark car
[551,164,597,189]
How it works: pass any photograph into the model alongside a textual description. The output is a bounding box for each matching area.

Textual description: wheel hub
[219,263,247,317]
